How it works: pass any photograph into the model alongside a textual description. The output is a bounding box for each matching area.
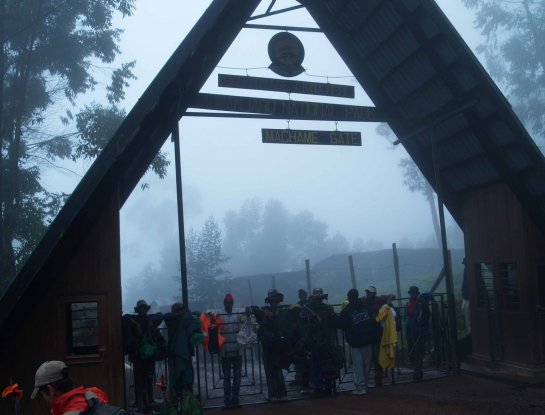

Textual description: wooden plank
[218,74,355,98]
[262,128,361,146]
[191,93,388,122]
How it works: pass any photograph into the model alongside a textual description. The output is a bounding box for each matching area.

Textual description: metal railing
[124,295,455,408]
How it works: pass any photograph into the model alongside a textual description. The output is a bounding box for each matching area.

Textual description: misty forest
[1,0,544,311]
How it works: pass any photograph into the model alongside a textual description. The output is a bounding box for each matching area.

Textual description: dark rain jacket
[338,300,381,347]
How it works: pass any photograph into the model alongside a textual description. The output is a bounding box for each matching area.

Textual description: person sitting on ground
[31,360,110,415]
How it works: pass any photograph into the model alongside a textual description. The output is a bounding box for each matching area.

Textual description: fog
[31,0,518,310]
[105,0,487,310]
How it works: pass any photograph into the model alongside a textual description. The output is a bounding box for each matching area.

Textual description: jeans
[262,348,287,400]
[350,345,372,391]
[221,354,242,405]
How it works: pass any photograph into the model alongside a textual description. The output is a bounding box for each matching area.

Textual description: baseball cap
[31,361,68,399]
[365,286,377,294]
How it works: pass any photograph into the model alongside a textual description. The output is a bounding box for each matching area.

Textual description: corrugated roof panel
[350,2,403,60]
[400,0,420,13]
[434,114,470,141]
[365,26,421,80]
[485,119,518,146]
[523,172,545,196]
[348,0,381,17]
[451,62,478,93]
[474,96,498,118]
[382,51,436,103]
[437,131,483,168]
[397,78,454,120]
[434,36,459,66]
[501,146,534,173]
[443,157,499,191]
[418,11,442,40]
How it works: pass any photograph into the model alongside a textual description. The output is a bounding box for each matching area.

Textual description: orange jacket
[200,312,225,351]
[51,386,108,415]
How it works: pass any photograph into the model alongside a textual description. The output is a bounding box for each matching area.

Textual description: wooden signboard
[191,93,387,122]
[262,129,362,146]
[218,74,355,98]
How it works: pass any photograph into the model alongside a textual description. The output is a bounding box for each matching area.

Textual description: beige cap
[31,361,67,399]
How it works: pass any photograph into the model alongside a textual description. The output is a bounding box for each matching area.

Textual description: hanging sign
[262,129,362,146]
[191,93,387,122]
[218,74,355,98]
[268,32,305,77]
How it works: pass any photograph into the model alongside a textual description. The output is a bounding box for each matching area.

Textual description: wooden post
[172,123,189,307]
[305,259,311,293]
[348,255,357,289]
[247,279,254,305]
[392,243,402,305]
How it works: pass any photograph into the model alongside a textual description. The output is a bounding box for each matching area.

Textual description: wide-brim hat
[365,286,377,294]
[265,289,284,304]
[134,299,151,312]
[309,287,328,301]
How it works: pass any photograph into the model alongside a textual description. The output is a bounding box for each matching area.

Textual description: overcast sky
[44,1,484,300]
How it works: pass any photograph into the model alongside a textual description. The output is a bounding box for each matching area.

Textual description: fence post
[305,259,311,293]
[348,255,357,289]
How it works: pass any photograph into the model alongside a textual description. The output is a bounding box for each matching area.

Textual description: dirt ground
[206,373,545,415]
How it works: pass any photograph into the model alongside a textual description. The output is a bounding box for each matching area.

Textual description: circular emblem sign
[268,32,305,77]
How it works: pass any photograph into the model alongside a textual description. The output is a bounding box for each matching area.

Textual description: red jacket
[51,386,109,415]
[200,312,225,351]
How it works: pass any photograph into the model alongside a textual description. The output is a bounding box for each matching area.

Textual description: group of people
[206,284,431,406]
[28,285,432,414]
[122,299,202,412]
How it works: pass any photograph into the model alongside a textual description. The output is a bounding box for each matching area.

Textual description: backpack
[83,391,127,415]
[138,330,158,359]
[207,325,220,354]
[182,392,203,415]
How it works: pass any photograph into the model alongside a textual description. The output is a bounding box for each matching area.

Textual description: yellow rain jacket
[376,304,397,369]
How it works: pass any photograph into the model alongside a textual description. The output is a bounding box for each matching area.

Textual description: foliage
[463,0,545,146]
[186,216,230,308]
[0,0,169,292]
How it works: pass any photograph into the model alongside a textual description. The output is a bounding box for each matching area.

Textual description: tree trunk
[425,184,441,248]
[0,0,41,284]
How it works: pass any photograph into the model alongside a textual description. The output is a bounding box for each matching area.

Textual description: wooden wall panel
[0,193,123,414]
[463,183,545,370]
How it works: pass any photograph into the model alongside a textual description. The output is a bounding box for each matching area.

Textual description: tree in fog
[223,198,351,275]
[398,158,440,247]
[186,216,230,308]
[376,124,440,247]
[463,0,545,146]
[0,0,169,292]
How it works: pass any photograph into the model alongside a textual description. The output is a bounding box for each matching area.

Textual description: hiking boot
[352,389,367,395]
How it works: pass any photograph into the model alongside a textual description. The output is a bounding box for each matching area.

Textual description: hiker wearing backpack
[298,288,339,396]
[338,289,381,395]
[124,299,164,412]
[252,289,290,402]
[30,360,125,414]
[164,302,202,408]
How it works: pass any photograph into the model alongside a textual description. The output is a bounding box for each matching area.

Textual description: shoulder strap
[302,304,322,323]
